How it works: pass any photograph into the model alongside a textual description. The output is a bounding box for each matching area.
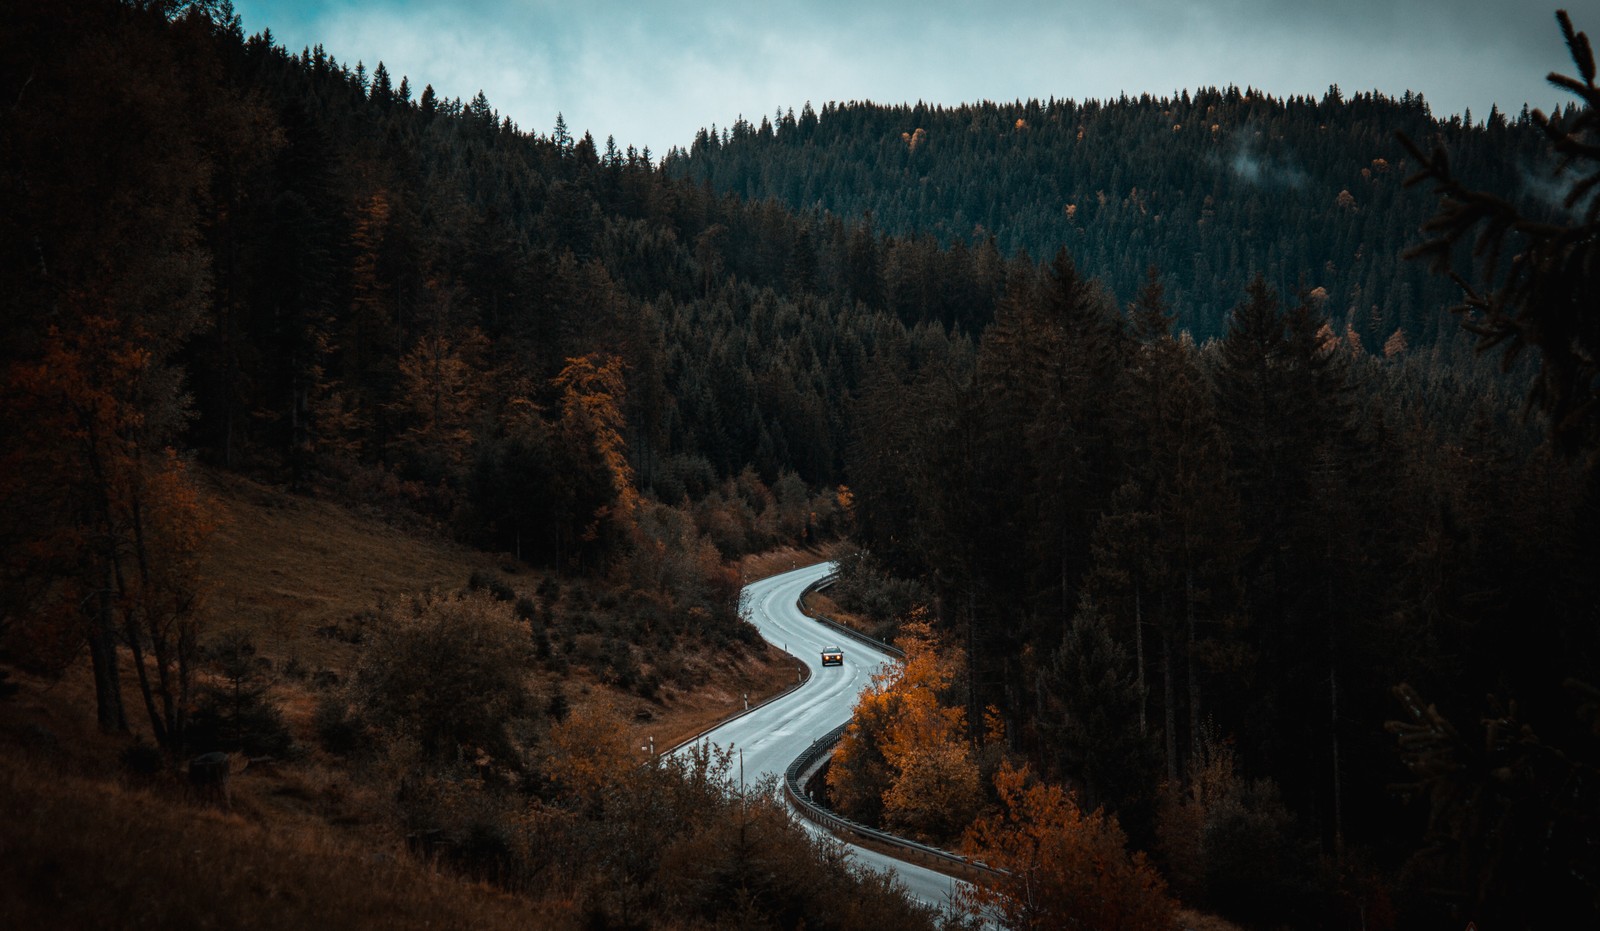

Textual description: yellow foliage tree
[828,664,897,824]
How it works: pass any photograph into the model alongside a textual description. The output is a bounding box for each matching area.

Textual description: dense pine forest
[3,1,1598,929]
[666,85,1563,346]
[672,13,1600,930]
[812,29,1598,931]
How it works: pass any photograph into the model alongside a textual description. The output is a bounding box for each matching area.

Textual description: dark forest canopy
[666,88,1576,345]
[0,0,995,530]
[823,14,1600,924]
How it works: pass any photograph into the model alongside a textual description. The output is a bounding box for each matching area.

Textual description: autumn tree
[623,498,740,632]
[828,612,981,841]
[387,290,488,484]
[826,661,897,826]
[334,188,401,460]
[0,0,222,743]
[553,353,638,568]
[1155,733,1310,922]
[544,702,635,809]
[959,762,1177,931]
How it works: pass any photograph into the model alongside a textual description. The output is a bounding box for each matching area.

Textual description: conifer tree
[1401,9,1600,467]
[1043,594,1160,823]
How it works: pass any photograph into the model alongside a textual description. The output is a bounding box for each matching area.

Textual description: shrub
[280,654,307,681]
[545,688,569,723]
[312,696,366,757]
[348,590,535,767]
[120,739,164,778]
[394,763,535,889]
[831,552,934,625]
[466,570,516,603]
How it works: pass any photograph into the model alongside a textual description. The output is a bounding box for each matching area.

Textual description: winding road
[674,561,966,912]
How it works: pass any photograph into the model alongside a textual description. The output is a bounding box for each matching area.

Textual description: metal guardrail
[802,575,905,659]
[782,719,998,878]
[665,563,1000,881]
[788,575,999,880]
[659,636,812,759]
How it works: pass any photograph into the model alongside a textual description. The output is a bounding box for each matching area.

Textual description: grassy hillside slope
[0,470,808,929]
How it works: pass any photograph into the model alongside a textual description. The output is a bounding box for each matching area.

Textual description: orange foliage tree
[0,0,223,746]
[960,762,1178,930]
[828,612,981,841]
[544,704,635,810]
[552,353,637,567]
[3,313,216,748]
[389,317,488,478]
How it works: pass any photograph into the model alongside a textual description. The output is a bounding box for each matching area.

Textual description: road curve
[674,562,965,912]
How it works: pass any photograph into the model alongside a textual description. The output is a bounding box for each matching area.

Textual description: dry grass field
[0,470,827,929]
[0,748,556,931]
[195,469,512,673]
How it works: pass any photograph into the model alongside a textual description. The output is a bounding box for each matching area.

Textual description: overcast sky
[231,1,1593,155]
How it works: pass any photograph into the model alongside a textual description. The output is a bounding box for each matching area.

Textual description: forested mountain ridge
[0,0,1012,762]
[815,18,1600,924]
[667,89,1563,343]
[1,0,996,568]
[0,3,962,926]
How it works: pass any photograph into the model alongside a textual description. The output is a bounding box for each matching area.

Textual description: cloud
[1215,131,1309,189]
[1521,161,1598,223]
[231,0,1583,155]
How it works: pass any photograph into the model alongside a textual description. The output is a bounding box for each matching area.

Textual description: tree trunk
[966,582,980,742]
[1135,587,1147,737]
[1330,660,1344,861]
[1060,527,1071,623]
[1162,628,1176,784]
[1186,566,1201,760]
[84,424,127,734]
[88,577,127,734]
[129,484,175,748]
[290,360,310,493]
